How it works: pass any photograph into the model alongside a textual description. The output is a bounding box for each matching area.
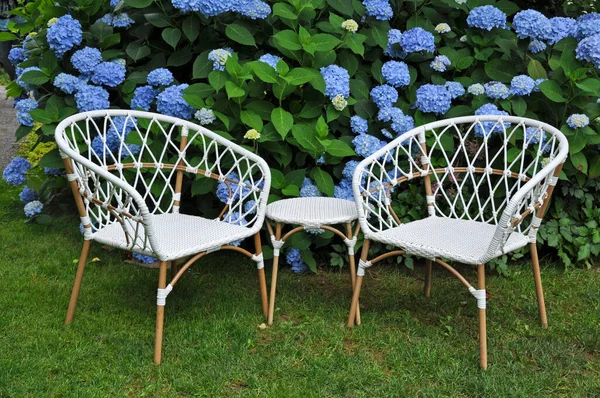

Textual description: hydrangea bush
[3,0,600,270]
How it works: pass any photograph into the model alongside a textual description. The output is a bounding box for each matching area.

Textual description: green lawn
[0,181,599,397]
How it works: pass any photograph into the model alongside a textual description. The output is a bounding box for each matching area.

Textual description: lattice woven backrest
[353,116,568,252]
[55,110,270,252]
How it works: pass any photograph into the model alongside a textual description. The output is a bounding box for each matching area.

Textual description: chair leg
[530,242,548,328]
[348,252,361,325]
[347,239,369,327]
[477,263,488,370]
[254,233,268,318]
[65,240,91,325]
[424,258,432,297]
[154,261,168,365]
[267,253,279,325]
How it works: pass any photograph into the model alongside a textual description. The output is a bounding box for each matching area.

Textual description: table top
[266,197,358,227]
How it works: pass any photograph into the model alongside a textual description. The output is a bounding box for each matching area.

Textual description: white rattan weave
[266,197,357,228]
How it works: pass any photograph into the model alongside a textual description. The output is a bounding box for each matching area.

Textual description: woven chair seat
[371,217,530,265]
[93,213,254,261]
[266,197,357,227]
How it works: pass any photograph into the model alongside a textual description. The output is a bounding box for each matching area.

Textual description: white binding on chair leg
[252,252,265,269]
[157,284,173,306]
[270,235,285,256]
[344,236,357,255]
[357,259,372,277]
[469,286,486,309]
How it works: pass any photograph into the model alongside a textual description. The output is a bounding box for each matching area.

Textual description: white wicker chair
[347,115,569,369]
[55,110,271,364]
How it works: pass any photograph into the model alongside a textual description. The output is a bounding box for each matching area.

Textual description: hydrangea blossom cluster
[414,84,452,115]
[216,172,244,203]
[24,200,43,217]
[467,83,485,96]
[147,68,174,86]
[223,211,248,246]
[53,73,81,94]
[15,98,37,126]
[171,0,271,18]
[352,134,387,158]
[466,6,507,31]
[46,15,82,57]
[331,94,348,111]
[390,110,415,135]
[350,116,368,135]
[384,29,405,58]
[547,17,577,45]
[576,34,600,69]
[44,167,62,177]
[566,114,590,129]
[195,108,216,125]
[575,13,600,40]
[362,0,393,21]
[75,85,110,112]
[19,186,37,204]
[342,19,359,33]
[445,81,465,99]
[91,62,126,87]
[131,86,157,111]
[258,53,281,70]
[156,84,194,119]
[513,10,551,40]
[484,81,510,99]
[208,48,233,71]
[435,23,451,34]
[474,104,510,137]
[334,178,354,201]
[430,55,451,72]
[320,65,350,99]
[525,127,550,153]
[299,178,321,197]
[16,67,42,90]
[98,13,134,28]
[71,47,103,74]
[286,248,308,273]
[399,27,435,53]
[370,84,398,109]
[3,157,31,186]
[8,48,26,65]
[528,40,546,53]
[381,61,410,88]
[510,75,536,96]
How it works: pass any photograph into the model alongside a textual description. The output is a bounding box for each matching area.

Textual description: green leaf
[310,168,334,196]
[538,80,567,103]
[298,102,323,119]
[350,79,370,100]
[310,34,340,52]
[208,70,226,91]
[321,140,355,157]
[241,110,263,131]
[282,185,300,197]
[315,116,328,138]
[589,155,600,179]
[252,62,278,83]
[225,22,256,47]
[273,30,302,51]
[246,100,274,120]
[301,250,317,272]
[495,0,520,15]
[285,169,306,187]
[0,32,17,42]
[368,23,389,49]
[183,83,214,98]
[192,51,212,79]
[484,59,517,83]
[19,70,48,85]
[167,47,193,67]
[454,56,474,70]
[144,13,171,27]
[273,3,297,19]
[570,152,588,174]
[345,33,366,56]
[225,81,245,99]
[182,15,200,42]
[292,123,323,157]
[161,28,181,49]
[284,68,314,85]
[567,129,587,154]
[90,21,114,42]
[29,109,55,124]
[101,33,121,49]
[512,97,527,116]
[126,42,151,61]
[326,0,353,16]
[271,107,294,139]
[576,78,600,94]
[45,96,62,120]
[527,59,547,80]
[124,0,152,7]
[276,60,290,76]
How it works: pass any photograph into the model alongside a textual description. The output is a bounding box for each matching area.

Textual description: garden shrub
[2,0,600,270]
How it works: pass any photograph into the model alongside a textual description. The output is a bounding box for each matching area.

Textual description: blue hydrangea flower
[15,98,37,127]
[91,62,126,87]
[474,103,510,137]
[381,128,393,139]
[216,172,250,203]
[533,78,546,93]
[195,108,216,125]
[147,68,174,86]
[223,211,248,246]
[286,248,309,273]
[430,55,451,72]
[352,134,387,158]
[75,85,110,112]
[382,61,410,88]
[122,144,141,159]
[24,200,43,217]
[528,40,547,53]
[399,27,435,53]
[300,178,321,197]
[415,84,452,115]
[17,111,34,126]
[566,114,589,129]
[525,127,550,153]
[112,13,135,28]
[208,48,233,71]
[71,47,103,74]
[156,84,193,119]
[316,155,326,165]
[377,107,403,123]
[547,17,576,45]
[575,13,600,40]
[513,9,551,40]
[362,0,393,21]
[467,5,507,30]
[231,0,271,19]
[342,161,360,180]
[53,73,81,94]
[384,29,406,58]
[131,85,157,111]
[3,157,31,186]
[110,0,120,6]
[576,34,600,69]
[370,84,398,109]
[19,186,37,203]
[44,167,62,177]
[509,75,535,96]
[334,178,354,201]
[109,116,137,137]
[320,65,350,100]
[445,81,465,99]
[16,66,41,90]
[484,81,510,99]
[132,253,157,264]
[258,53,281,70]
[467,83,485,96]
[46,15,82,57]
[91,132,120,154]
[350,115,368,135]
[391,113,415,136]
[8,48,26,65]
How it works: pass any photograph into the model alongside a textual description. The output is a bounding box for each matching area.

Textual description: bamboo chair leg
[154,261,168,365]
[345,223,361,325]
[65,239,91,325]
[254,233,268,319]
[268,253,279,325]
[478,264,488,370]
[348,239,369,327]
[424,258,433,297]
[530,242,548,328]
